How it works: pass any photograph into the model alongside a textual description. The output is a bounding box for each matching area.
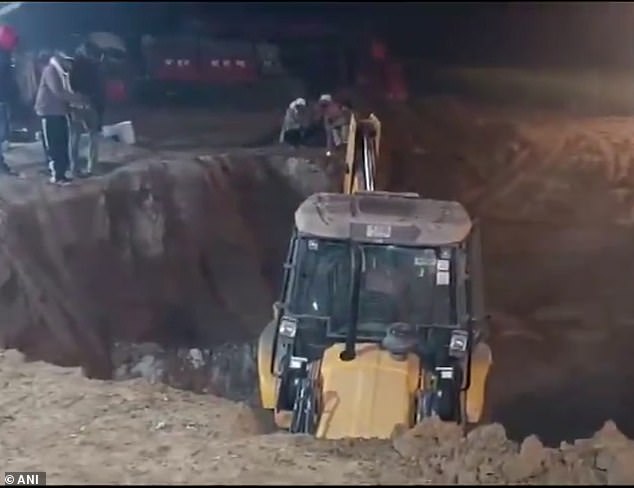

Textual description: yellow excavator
[257,112,493,439]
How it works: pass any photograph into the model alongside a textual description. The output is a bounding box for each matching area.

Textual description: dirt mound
[392,419,634,484]
[3,348,634,485]
[0,141,338,381]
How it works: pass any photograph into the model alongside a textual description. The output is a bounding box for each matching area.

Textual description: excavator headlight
[288,356,308,370]
[449,330,468,357]
[279,316,298,338]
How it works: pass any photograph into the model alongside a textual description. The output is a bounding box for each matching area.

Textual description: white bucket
[103,120,135,145]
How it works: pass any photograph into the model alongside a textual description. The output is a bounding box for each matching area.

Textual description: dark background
[6,2,634,69]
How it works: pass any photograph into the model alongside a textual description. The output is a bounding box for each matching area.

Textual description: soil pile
[2,349,634,485]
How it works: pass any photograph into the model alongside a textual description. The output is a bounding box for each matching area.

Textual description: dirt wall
[379,97,634,444]
[0,146,336,380]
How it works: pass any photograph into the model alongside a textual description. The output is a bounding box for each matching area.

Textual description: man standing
[0,25,20,176]
[68,42,105,177]
[34,51,86,185]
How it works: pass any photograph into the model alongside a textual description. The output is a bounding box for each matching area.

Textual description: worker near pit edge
[68,41,105,178]
[280,97,309,147]
[34,50,87,185]
[34,50,53,172]
[0,25,21,176]
[318,94,350,157]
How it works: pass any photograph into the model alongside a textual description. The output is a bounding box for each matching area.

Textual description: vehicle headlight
[279,316,298,338]
[449,330,468,357]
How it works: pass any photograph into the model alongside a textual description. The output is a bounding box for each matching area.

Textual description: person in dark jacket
[34,51,86,185]
[0,25,20,176]
[68,42,105,177]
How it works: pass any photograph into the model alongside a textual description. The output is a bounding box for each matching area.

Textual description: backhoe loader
[257,112,493,439]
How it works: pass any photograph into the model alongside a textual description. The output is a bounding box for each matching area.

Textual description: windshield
[286,237,457,340]
[286,238,352,331]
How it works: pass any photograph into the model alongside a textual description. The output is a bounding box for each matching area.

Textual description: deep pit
[0,137,339,400]
[4,100,634,483]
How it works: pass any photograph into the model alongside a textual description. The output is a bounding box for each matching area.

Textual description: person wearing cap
[34,51,87,185]
[68,41,105,177]
[0,25,20,176]
[280,97,309,147]
[318,94,349,156]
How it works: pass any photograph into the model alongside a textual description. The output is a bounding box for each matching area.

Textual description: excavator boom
[343,113,382,194]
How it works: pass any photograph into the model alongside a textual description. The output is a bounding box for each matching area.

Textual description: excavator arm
[342,113,382,194]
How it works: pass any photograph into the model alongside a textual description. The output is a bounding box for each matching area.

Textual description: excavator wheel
[290,378,319,435]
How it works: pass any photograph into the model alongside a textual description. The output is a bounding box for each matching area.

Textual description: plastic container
[102,120,135,145]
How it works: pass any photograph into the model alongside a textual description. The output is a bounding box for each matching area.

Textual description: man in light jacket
[34,51,86,185]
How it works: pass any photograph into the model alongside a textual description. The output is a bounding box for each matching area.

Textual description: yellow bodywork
[465,341,492,423]
[257,321,493,434]
[257,321,277,410]
[316,343,419,439]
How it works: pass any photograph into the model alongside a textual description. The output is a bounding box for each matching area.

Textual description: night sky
[5,2,634,69]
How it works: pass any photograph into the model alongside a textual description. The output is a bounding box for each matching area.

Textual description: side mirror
[272,301,284,323]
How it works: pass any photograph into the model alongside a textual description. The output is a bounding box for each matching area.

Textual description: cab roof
[295,191,472,246]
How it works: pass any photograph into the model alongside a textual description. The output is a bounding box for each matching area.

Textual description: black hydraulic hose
[341,244,361,361]
[361,134,376,191]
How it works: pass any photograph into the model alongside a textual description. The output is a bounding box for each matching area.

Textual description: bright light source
[279,316,297,338]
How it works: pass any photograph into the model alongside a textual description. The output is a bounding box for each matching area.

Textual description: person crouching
[318,94,349,156]
[280,97,308,147]
[34,51,87,185]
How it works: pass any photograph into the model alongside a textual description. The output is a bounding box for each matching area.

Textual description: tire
[419,385,460,423]
[290,378,318,434]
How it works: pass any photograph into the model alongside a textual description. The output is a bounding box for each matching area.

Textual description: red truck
[136,34,302,110]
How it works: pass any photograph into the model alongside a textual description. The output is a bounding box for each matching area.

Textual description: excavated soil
[3,349,634,484]
[3,98,634,483]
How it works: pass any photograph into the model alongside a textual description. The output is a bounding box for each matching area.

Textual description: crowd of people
[279,93,351,156]
[0,25,106,186]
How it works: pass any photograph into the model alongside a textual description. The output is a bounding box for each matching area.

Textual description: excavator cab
[257,191,493,439]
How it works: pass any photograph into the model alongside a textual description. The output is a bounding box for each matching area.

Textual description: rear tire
[418,383,461,423]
